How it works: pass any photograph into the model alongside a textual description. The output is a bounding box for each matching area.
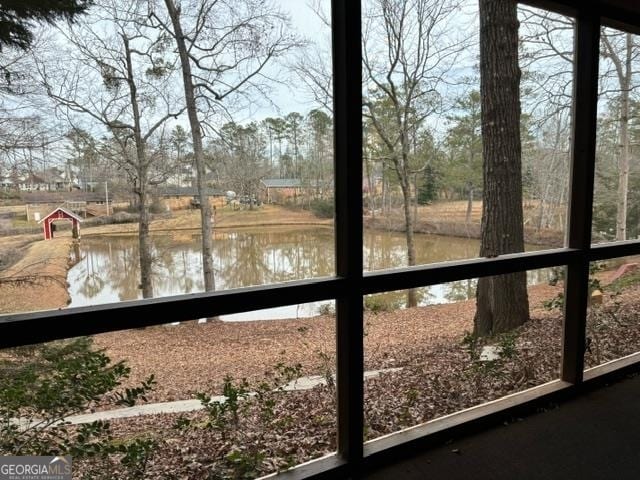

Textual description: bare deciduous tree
[37,0,184,298]
[520,9,640,241]
[362,0,466,307]
[146,0,299,299]
[601,31,639,241]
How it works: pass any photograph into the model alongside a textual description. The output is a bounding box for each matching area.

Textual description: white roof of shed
[38,207,84,223]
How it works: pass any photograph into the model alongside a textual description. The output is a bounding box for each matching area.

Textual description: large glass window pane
[585,255,640,370]
[593,26,640,243]
[363,268,564,441]
[0,301,336,478]
[0,0,334,316]
[362,2,573,271]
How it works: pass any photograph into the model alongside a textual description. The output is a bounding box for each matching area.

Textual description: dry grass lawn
[416,200,483,223]
[83,205,331,237]
[0,236,72,314]
[414,199,563,227]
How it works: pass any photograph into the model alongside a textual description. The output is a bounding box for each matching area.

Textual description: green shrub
[463,330,522,379]
[0,338,156,477]
[543,292,564,311]
[309,199,334,219]
[364,294,402,313]
[318,303,335,316]
[185,362,306,479]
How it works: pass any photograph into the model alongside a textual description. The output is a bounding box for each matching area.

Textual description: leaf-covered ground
[91,284,560,403]
[72,282,640,479]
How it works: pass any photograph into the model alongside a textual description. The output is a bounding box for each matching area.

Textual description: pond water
[67,227,553,321]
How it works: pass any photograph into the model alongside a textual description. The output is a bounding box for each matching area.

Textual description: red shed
[39,207,82,240]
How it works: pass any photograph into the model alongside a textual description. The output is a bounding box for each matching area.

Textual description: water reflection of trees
[68,231,555,309]
[77,250,105,299]
[73,237,145,302]
[444,278,477,302]
[367,288,432,310]
[363,231,480,271]
[215,229,334,288]
[70,229,336,303]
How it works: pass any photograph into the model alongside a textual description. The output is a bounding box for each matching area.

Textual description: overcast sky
[242,0,331,121]
[2,0,582,170]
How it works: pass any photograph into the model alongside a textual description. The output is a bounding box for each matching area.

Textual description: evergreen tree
[417,164,438,205]
[0,0,91,51]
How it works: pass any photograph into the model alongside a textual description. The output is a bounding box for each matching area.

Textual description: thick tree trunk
[474,0,529,337]
[165,0,216,297]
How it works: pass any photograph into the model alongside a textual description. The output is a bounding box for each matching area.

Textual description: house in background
[13,167,77,192]
[260,178,303,204]
[156,186,226,211]
[0,176,14,191]
[17,173,50,191]
[22,191,113,220]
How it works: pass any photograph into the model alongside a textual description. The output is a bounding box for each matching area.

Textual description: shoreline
[82,221,333,238]
[0,205,577,322]
[0,236,73,314]
[363,215,564,247]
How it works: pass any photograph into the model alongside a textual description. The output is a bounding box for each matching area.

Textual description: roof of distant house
[18,168,67,184]
[22,191,108,203]
[261,178,303,188]
[21,173,46,184]
[156,186,225,197]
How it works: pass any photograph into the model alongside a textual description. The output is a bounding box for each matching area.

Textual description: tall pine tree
[474,0,529,336]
